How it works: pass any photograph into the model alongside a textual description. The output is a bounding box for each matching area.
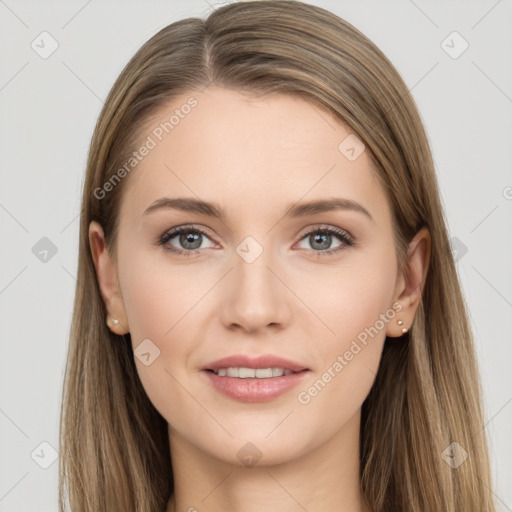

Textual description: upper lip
[202,355,308,373]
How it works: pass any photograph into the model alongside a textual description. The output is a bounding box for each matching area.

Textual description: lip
[202,354,308,373]
[201,354,310,403]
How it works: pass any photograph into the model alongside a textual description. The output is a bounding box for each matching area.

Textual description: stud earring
[397,319,408,334]
[107,316,119,328]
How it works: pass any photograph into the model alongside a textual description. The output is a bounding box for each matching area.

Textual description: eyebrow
[143,197,374,222]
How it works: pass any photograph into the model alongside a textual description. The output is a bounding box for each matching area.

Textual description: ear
[386,226,431,338]
[89,220,129,335]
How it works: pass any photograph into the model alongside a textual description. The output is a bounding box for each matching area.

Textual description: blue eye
[157,225,354,257]
[158,225,215,256]
[296,226,354,255]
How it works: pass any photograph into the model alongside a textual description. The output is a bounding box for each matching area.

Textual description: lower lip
[203,370,310,402]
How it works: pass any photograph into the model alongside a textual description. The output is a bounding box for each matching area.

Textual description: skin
[90,86,430,512]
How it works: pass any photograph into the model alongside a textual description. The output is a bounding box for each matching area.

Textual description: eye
[157,225,216,256]
[296,226,354,255]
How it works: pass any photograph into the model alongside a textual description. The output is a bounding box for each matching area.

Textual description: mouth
[205,367,299,378]
[201,354,310,402]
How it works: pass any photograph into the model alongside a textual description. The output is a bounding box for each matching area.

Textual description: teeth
[256,368,273,378]
[227,368,239,377]
[213,367,296,378]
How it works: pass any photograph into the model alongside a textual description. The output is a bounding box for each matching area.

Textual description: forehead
[118,86,390,226]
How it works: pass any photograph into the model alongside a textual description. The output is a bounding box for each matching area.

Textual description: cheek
[117,249,206,428]
[116,244,217,392]
[118,245,206,342]
[299,245,398,346]
[292,243,398,401]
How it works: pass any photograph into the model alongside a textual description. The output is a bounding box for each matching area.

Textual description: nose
[219,244,291,334]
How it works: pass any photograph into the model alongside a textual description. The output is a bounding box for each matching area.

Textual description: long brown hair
[58,1,496,510]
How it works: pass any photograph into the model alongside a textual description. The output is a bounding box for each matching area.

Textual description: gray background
[1,0,511,510]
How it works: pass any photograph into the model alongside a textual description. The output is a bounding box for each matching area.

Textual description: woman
[58,1,496,511]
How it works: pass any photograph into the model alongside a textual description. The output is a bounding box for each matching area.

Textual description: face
[104,86,407,466]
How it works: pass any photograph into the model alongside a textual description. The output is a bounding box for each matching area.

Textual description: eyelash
[157,224,354,258]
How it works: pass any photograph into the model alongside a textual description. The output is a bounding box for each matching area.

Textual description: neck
[166,411,369,512]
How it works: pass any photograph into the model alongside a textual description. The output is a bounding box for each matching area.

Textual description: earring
[107,316,119,328]
[397,319,408,334]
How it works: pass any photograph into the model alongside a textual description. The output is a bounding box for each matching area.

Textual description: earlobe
[386,227,431,338]
[88,221,129,334]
